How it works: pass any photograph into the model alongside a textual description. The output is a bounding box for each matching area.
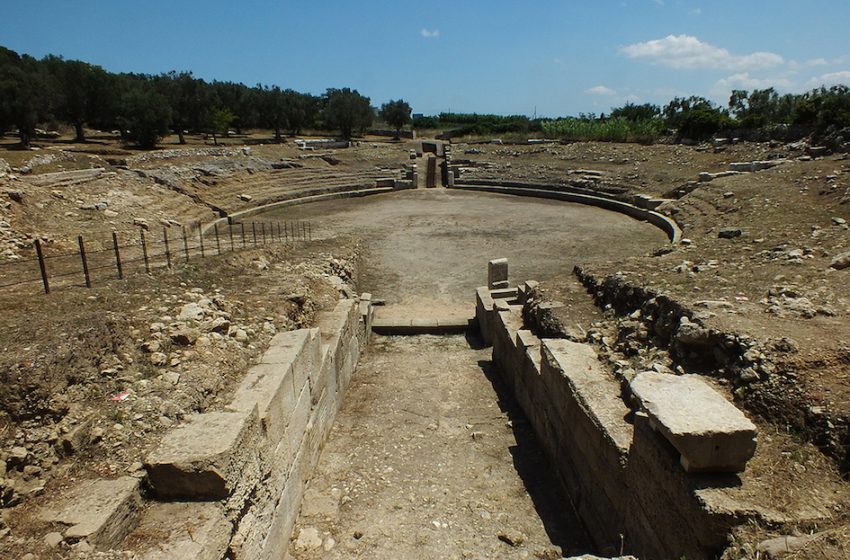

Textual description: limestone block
[541,339,633,455]
[260,328,321,398]
[476,286,495,345]
[39,477,141,550]
[229,383,311,560]
[493,299,511,312]
[515,329,540,349]
[281,381,312,475]
[315,300,357,398]
[259,448,307,560]
[138,503,231,560]
[145,408,261,500]
[490,287,518,300]
[630,371,757,472]
[228,362,296,448]
[488,258,508,289]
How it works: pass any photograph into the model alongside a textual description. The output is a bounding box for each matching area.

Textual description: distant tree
[157,71,211,144]
[258,85,287,142]
[379,99,412,139]
[0,51,47,147]
[282,90,313,134]
[795,85,850,130]
[208,107,235,145]
[664,96,729,140]
[322,88,373,138]
[610,102,660,122]
[728,88,783,129]
[44,57,112,142]
[117,83,171,149]
[210,81,258,134]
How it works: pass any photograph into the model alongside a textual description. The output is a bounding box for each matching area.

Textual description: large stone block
[145,408,261,501]
[260,328,321,399]
[229,382,311,560]
[259,447,308,560]
[138,503,231,560]
[316,299,358,399]
[475,286,495,345]
[541,339,633,455]
[630,371,757,472]
[487,258,509,289]
[228,362,296,448]
[39,477,141,550]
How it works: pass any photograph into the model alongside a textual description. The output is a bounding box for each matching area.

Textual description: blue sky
[3,1,849,117]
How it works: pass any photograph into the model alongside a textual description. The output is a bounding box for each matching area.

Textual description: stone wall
[451,181,681,243]
[476,287,773,560]
[41,298,368,558]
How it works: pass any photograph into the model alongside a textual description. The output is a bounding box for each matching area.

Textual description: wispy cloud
[621,34,783,71]
[420,28,440,39]
[690,7,702,15]
[807,70,850,87]
[585,85,617,96]
[711,72,795,97]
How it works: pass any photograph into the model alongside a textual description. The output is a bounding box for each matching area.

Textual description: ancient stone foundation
[475,281,783,560]
[40,298,370,559]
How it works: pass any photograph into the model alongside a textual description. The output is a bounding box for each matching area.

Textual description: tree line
[544,86,850,145]
[2,45,847,148]
[0,46,413,149]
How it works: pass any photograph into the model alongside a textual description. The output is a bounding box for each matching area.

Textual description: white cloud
[586,85,617,96]
[711,72,795,97]
[621,34,784,71]
[806,70,850,87]
[690,7,702,15]
[420,28,439,38]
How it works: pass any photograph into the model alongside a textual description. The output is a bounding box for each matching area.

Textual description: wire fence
[0,219,313,294]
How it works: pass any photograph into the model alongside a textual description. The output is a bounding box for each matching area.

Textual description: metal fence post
[78,235,91,288]
[112,231,123,279]
[35,239,49,294]
[140,229,150,273]
[163,227,172,269]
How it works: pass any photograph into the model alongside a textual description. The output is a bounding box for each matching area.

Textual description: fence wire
[0,220,314,295]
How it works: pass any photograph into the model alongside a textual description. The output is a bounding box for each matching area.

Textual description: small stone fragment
[497,530,525,547]
[44,532,64,548]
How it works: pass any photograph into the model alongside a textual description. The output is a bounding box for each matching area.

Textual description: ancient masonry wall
[451,181,681,243]
[41,298,372,559]
[476,285,764,560]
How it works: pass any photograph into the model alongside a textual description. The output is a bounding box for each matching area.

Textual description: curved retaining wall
[199,180,412,236]
[451,181,682,244]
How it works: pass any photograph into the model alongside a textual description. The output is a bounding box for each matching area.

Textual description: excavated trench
[255,188,670,558]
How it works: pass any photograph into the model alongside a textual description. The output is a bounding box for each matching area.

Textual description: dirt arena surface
[259,188,668,307]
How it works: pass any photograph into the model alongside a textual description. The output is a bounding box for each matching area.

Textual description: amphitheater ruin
[1,136,849,560]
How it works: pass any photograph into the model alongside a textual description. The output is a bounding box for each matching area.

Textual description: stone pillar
[488,258,509,289]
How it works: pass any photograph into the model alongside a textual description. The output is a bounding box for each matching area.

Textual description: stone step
[144,408,262,502]
[38,476,142,550]
[629,371,757,472]
[371,314,474,335]
[134,502,231,560]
